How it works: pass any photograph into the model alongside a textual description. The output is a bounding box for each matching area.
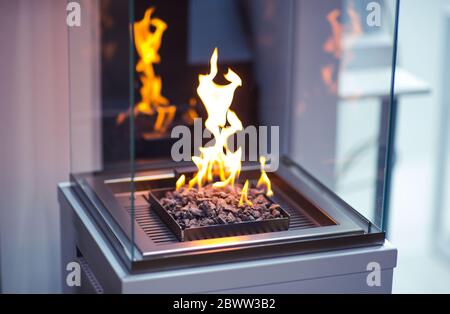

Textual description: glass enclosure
[286,0,399,227]
[436,115,450,259]
[68,0,399,268]
[435,10,450,260]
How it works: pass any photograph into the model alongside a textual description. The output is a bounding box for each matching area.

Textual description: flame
[257,156,273,197]
[187,48,243,189]
[321,2,363,94]
[116,7,176,133]
[321,64,338,94]
[323,9,342,59]
[182,98,199,125]
[176,48,274,204]
[347,2,363,39]
[175,174,185,191]
[239,180,253,207]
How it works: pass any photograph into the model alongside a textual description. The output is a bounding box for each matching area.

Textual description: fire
[323,9,342,59]
[175,174,185,191]
[321,2,363,94]
[177,48,274,205]
[321,64,338,94]
[257,156,273,197]
[116,7,176,133]
[188,48,243,189]
[321,8,342,94]
[239,180,253,207]
[182,98,199,125]
[347,2,363,38]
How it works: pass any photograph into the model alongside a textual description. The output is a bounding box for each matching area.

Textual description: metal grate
[284,206,318,229]
[78,257,104,294]
[127,205,177,244]
[123,193,178,244]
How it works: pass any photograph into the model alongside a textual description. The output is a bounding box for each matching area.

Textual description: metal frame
[70,158,385,272]
[59,182,396,293]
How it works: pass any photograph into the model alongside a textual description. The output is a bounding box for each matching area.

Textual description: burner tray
[147,187,290,241]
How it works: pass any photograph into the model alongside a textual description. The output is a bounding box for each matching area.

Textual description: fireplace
[71,158,384,272]
[68,0,398,273]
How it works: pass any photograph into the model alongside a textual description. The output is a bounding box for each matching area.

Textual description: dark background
[100,0,258,166]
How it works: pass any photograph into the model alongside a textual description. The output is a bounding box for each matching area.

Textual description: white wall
[0,0,69,293]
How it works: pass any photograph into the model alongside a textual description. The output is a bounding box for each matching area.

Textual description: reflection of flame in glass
[321,64,338,94]
[347,2,363,40]
[116,7,176,133]
[323,9,342,59]
[182,97,199,125]
[176,48,273,201]
[321,2,363,94]
[101,0,117,61]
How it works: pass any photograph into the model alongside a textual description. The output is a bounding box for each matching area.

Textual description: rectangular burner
[147,185,290,241]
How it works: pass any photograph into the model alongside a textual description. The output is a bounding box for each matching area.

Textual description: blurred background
[387,0,450,293]
[0,0,449,293]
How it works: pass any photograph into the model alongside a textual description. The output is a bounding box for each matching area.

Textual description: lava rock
[158,183,283,229]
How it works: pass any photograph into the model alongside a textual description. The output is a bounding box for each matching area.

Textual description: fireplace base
[59,182,396,293]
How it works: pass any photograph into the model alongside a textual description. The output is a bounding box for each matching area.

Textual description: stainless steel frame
[59,182,396,293]
[71,158,385,272]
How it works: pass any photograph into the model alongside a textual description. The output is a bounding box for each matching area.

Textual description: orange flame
[257,156,273,197]
[116,7,176,133]
[321,64,338,94]
[176,48,274,203]
[182,98,199,125]
[347,2,362,38]
[321,2,363,94]
[323,9,342,59]
[175,174,185,191]
[239,180,253,207]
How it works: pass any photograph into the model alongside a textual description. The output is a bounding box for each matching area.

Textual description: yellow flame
[175,174,185,191]
[182,98,199,125]
[239,180,253,207]
[257,156,274,197]
[116,7,176,133]
[187,48,243,189]
[176,48,274,201]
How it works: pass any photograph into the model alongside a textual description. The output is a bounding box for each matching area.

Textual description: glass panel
[435,11,450,258]
[128,0,136,263]
[68,0,102,174]
[438,117,450,257]
[286,0,398,228]
[68,0,136,265]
